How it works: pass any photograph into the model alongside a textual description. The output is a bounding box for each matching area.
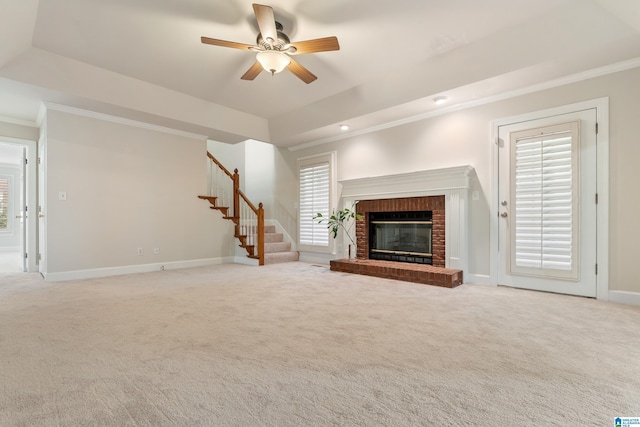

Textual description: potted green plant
[313,206,363,259]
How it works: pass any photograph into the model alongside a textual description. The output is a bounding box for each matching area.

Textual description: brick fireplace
[330,166,474,288]
[355,196,445,267]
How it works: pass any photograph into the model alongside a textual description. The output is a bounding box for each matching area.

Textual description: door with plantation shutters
[497,109,597,297]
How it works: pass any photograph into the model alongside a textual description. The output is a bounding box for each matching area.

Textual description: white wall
[0,121,38,142]
[42,110,234,277]
[282,66,640,294]
[207,139,246,182]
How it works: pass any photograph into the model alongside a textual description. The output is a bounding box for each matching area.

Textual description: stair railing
[204,151,264,265]
[238,192,265,266]
[206,152,236,218]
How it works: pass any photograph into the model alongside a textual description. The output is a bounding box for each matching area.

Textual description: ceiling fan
[201,3,340,84]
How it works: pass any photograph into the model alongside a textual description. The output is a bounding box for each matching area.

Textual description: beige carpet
[1,262,639,426]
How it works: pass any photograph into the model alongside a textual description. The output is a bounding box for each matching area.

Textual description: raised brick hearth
[330,259,463,288]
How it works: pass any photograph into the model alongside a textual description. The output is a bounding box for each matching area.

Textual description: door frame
[0,137,38,273]
[490,97,609,300]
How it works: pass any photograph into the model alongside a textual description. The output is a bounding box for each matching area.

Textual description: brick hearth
[330,259,463,288]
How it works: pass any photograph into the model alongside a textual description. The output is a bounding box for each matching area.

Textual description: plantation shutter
[0,177,9,231]
[510,121,579,280]
[298,154,333,249]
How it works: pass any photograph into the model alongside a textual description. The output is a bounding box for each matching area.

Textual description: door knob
[38,214,45,218]
[500,212,508,218]
[15,215,23,219]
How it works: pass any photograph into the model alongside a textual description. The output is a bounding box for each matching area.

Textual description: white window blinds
[510,121,579,280]
[0,177,9,231]
[298,153,334,250]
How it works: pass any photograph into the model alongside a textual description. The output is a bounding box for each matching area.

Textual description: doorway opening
[0,138,37,273]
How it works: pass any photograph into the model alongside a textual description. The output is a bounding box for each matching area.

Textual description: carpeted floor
[1,262,639,426]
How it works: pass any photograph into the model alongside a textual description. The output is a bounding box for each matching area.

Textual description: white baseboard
[42,257,229,282]
[233,256,259,266]
[608,290,640,307]
[464,273,492,286]
[299,251,333,265]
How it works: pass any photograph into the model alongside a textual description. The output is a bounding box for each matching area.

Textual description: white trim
[288,57,640,152]
[232,256,259,266]
[595,102,609,301]
[465,274,492,286]
[298,251,333,265]
[42,257,230,282]
[608,290,640,307]
[0,115,38,128]
[42,102,208,141]
[339,166,474,199]
[0,136,35,145]
[490,97,609,300]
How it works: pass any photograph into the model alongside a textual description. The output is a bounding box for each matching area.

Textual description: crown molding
[289,57,640,152]
[0,114,38,128]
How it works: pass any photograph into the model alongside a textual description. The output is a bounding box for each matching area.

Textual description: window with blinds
[509,121,580,280]
[0,177,9,231]
[298,153,335,251]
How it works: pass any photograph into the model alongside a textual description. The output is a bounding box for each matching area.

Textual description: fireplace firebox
[369,211,433,265]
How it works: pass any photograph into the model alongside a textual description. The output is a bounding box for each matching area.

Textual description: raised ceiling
[1,0,640,148]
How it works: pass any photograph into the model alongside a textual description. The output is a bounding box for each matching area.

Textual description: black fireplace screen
[369,211,433,264]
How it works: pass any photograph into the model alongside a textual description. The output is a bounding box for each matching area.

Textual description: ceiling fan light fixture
[256,50,290,75]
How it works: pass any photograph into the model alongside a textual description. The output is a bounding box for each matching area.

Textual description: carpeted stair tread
[264,251,299,264]
[264,232,284,243]
[265,241,291,253]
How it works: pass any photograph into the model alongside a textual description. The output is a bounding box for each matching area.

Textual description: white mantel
[339,165,475,274]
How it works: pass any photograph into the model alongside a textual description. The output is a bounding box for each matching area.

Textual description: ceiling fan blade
[253,4,277,44]
[290,37,340,55]
[241,61,264,81]
[287,58,317,84]
[201,37,255,51]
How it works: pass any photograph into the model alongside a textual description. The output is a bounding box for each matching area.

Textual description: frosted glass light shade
[256,51,291,74]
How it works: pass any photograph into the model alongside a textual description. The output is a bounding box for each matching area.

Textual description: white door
[37,138,46,275]
[20,147,27,271]
[497,108,597,297]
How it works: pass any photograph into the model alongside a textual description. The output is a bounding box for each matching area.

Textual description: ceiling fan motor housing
[256,22,291,51]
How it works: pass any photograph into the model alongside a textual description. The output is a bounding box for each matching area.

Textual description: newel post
[257,202,265,266]
[232,168,240,219]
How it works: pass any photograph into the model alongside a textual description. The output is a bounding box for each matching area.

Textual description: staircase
[264,225,299,264]
[199,152,298,266]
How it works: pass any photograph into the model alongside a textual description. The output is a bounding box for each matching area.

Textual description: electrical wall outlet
[137,248,143,256]
[153,248,160,254]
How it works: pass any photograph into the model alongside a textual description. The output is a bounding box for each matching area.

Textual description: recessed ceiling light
[433,96,448,105]
[339,124,350,131]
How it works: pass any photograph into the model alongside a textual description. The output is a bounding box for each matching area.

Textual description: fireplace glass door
[369,211,433,264]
